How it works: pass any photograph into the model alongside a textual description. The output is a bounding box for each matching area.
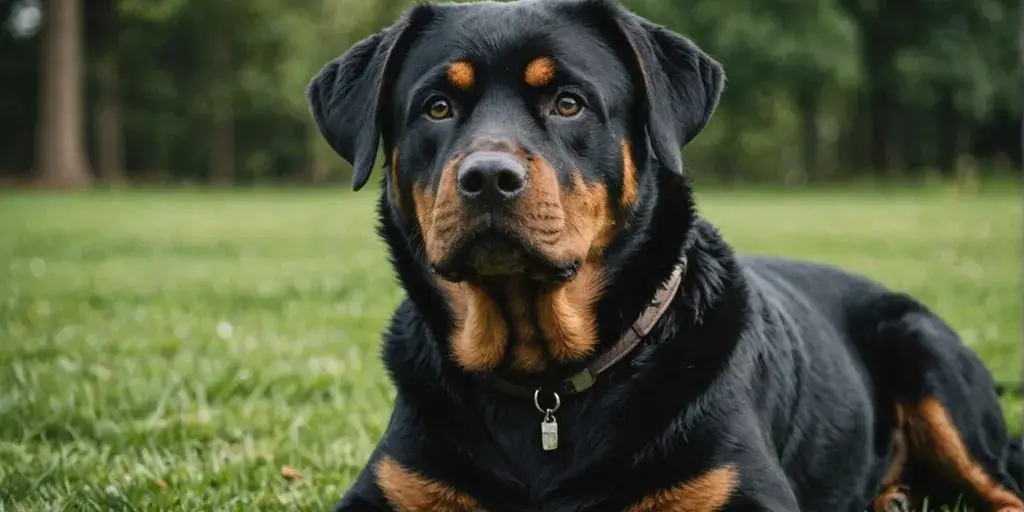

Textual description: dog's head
[308,0,723,374]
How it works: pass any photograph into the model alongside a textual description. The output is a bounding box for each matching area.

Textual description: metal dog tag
[541,413,559,451]
[534,389,562,452]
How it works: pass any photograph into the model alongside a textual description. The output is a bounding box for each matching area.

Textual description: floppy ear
[306,6,433,191]
[571,0,725,175]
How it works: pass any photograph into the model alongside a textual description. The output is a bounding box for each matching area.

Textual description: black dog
[307,0,1024,510]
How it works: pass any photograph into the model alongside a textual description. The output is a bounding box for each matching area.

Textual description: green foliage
[108,0,395,181]
[0,0,1018,183]
[635,0,860,91]
[891,0,1020,118]
[627,0,865,181]
[119,0,189,22]
[0,187,1019,508]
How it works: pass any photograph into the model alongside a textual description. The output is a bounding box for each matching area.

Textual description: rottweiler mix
[307,0,1024,510]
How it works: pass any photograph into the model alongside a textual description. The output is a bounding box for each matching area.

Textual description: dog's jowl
[307,0,1024,510]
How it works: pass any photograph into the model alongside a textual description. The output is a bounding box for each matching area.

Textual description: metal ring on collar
[533,389,561,414]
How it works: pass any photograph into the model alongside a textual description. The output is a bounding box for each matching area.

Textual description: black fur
[307,1,1024,510]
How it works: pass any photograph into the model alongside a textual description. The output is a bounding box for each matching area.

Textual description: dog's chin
[432,230,581,285]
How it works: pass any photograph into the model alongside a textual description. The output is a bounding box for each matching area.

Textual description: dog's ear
[306,6,433,191]
[570,0,725,175]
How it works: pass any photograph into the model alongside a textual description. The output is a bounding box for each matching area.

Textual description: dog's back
[738,253,1023,510]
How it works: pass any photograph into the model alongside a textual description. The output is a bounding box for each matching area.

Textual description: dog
[306,0,1024,510]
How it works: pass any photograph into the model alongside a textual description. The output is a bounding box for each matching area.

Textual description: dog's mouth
[431,217,581,284]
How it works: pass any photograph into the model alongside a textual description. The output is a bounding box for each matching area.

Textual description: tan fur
[528,163,613,363]
[902,396,1024,510]
[443,280,509,372]
[375,455,483,512]
[524,57,556,87]
[620,139,638,210]
[447,61,475,90]
[414,160,510,373]
[872,486,911,512]
[415,143,617,371]
[416,156,465,266]
[536,263,605,362]
[872,404,911,511]
[506,281,547,372]
[625,466,738,512]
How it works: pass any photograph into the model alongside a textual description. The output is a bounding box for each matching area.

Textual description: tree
[294,0,406,183]
[1,0,1014,185]
[37,0,92,187]
[628,0,859,181]
[91,0,125,185]
[893,0,1019,175]
[207,26,235,185]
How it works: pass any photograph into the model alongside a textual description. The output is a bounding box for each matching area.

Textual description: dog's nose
[457,151,527,203]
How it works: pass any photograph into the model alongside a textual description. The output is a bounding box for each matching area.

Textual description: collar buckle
[565,369,596,394]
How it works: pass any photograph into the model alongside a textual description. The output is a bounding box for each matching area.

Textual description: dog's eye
[554,93,583,117]
[425,97,453,120]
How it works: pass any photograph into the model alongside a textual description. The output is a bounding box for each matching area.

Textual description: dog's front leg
[332,404,404,512]
[718,432,804,512]
[622,463,800,512]
[623,450,801,511]
[717,470,803,512]
[330,404,482,512]
[332,443,394,512]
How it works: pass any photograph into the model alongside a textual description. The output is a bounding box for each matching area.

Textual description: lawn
[0,185,1021,510]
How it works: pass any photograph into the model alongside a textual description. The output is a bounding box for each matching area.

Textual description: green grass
[0,185,1020,510]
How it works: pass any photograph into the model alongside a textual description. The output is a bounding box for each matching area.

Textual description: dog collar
[476,256,686,451]
[475,256,687,400]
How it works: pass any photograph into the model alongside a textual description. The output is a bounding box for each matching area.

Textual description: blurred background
[1,0,1020,188]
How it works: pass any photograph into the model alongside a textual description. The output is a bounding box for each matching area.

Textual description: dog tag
[541,413,559,451]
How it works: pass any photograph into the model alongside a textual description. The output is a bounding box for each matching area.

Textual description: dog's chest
[473,411,610,508]
[376,440,736,512]
[376,459,609,512]
[376,449,601,512]
[385,401,621,511]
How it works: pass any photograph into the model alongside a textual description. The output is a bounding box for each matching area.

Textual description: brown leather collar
[476,256,687,399]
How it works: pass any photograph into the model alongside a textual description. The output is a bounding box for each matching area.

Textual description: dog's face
[309,0,724,373]
[393,17,634,284]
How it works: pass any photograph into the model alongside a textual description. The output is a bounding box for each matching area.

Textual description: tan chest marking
[625,465,738,512]
[375,455,484,512]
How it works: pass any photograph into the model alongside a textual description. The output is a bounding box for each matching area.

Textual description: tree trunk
[884,103,905,175]
[859,4,903,179]
[209,101,235,185]
[208,32,234,185]
[797,86,821,180]
[937,95,959,175]
[837,97,868,177]
[953,121,973,171]
[94,0,125,186]
[901,111,924,174]
[37,0,92,187]
[867,88,894,178]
